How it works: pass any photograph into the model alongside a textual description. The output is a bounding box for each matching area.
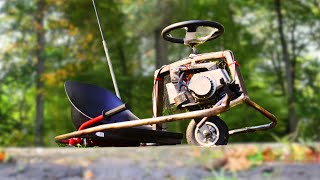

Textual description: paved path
[1,144,319,180]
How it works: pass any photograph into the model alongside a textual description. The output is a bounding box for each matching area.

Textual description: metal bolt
[203,130,210,137]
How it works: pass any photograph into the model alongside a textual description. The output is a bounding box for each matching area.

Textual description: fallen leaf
[224,156,251,172]
[223,147,253,171]
[246,145,259,156]
[191,147,201,157]
[83,169,95,180]
[292,144,307,161]
[304,147,315,162]
[262,147,276,162]
[0,152,5,162]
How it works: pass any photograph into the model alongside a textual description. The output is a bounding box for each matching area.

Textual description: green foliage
[0,0,319,146]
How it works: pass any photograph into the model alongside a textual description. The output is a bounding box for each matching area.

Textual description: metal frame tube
[54,94,277,142]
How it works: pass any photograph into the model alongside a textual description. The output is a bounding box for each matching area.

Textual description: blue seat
[65,81,139,129]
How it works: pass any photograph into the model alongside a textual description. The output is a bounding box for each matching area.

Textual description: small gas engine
[165,57,242,110]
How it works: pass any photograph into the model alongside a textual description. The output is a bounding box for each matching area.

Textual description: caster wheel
[186,116,229,146]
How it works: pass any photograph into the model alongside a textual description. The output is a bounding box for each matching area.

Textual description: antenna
[91,0,121,99]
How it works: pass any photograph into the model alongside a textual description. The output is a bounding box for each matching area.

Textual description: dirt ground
[1,144,319,180]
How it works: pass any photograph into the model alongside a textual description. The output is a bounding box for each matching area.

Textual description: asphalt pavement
[1,144,319,180]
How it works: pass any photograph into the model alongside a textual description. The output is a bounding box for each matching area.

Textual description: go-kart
[55,2,277,147]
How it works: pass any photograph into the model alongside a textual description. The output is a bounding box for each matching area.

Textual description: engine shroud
[188,75,216,100]
[165,67,231,108]
[188,69,230,100]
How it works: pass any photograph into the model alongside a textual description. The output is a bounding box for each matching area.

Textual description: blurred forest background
[0,0,319,146]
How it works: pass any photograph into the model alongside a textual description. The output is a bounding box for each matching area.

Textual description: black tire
[186,116,229,146]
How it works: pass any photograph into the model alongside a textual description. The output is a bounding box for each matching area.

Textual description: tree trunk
[117,44,131,105]
[274,0,297,133]
[153,0,170,131]
[270,51,286,96]
[154,29,168,69]
[154,0,169,69]
[34,0,46,146]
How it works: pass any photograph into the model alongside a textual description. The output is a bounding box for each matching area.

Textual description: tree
[236,0,320,137]
[274,0,297,133]
[34,0,46,146]
[154,0,170,69]
[0,0,127,146]
[0,0,41,146]
[274,0,320,134]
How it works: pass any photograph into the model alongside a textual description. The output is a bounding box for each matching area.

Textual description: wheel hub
[203,130,210,137]
[195,121,220,146]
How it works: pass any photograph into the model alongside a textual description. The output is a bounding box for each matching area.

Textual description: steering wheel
[161,20,224,47]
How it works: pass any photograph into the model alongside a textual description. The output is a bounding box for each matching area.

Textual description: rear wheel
[186,116,229,146]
